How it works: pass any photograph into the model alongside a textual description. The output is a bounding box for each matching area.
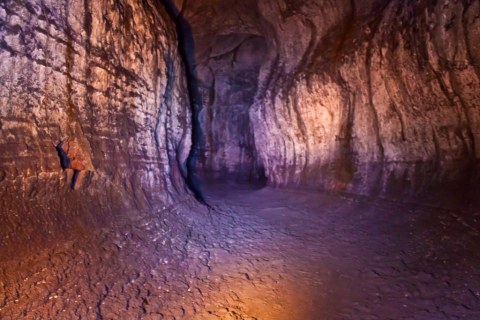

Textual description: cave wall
[1,0,479,250]
[170,0,271,182]
[0,0,191,248]
[177,0,480,195]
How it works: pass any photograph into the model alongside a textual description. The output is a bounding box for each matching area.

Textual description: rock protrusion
[56,139,94,190]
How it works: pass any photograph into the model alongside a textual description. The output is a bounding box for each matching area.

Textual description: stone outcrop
[0,0,191,250]
[175,0,480,196]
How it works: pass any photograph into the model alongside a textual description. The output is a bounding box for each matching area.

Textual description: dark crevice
[71,169,80,190]
[56,141,71,170]
[159,0,208,205]
[56,141,81,190]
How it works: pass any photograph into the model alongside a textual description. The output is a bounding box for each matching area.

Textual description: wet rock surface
[1,185,479,319]
[0,0,191,251]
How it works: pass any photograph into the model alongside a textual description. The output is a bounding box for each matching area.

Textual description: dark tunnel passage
[0,0,480,319]
[161,0,270,189]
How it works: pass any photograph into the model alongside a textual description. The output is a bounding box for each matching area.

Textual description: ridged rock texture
[176,0,480,197]
[0,0,191,251]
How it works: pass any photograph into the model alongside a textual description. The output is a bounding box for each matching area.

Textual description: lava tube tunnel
[0,0,479,319]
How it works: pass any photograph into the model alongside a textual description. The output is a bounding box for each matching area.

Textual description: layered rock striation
[176,0,480,196]
[0,0,192,250]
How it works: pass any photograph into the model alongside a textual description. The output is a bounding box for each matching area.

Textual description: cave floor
[1,184,479,320]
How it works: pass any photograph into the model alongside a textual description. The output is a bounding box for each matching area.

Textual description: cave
[1,0,479,319]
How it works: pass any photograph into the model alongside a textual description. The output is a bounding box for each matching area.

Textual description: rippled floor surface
[1,184,479,319]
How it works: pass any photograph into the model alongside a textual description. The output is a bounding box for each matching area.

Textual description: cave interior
[0,0,479,319]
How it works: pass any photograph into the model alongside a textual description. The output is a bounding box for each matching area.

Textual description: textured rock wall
[0,0,191,248]
[178,0,480,195]
[171,0,270,182]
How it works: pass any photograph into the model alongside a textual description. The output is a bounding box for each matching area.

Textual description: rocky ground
[1,184,479,319]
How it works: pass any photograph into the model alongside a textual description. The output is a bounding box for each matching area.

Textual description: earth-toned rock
[0,0,192,251]
[175,0,480,197]
[2,0,479,255]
